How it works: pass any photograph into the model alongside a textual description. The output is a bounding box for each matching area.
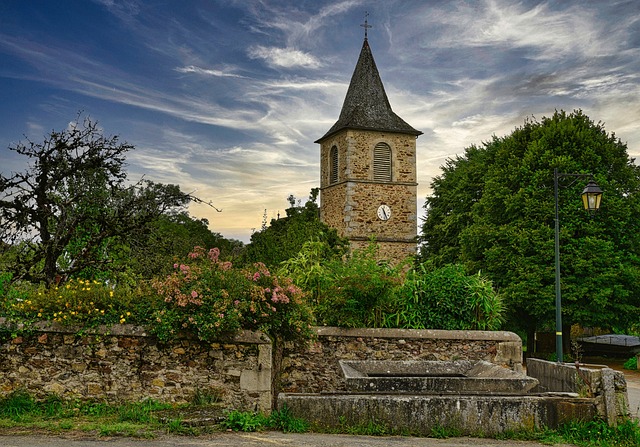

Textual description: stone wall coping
[0,317,271,344]
[314,326,521,342]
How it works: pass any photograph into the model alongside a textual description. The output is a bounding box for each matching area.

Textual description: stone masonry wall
[0,323,523,413]
[280,327,523,394]
[350,240,417,263]
[319,128,418,265]
[0,320,272,412]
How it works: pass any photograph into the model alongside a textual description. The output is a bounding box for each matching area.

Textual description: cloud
[241,0,363,47]
[91,0,141,26]
[175,65,246,78]
[247,46,322,69]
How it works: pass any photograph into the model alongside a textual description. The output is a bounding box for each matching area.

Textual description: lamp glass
[581,180,603,213]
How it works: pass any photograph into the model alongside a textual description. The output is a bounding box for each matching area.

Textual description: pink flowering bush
[150,246,314,343]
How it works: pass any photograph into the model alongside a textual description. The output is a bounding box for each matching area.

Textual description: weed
[268,406,309,433]
[78,400,114,418]
[221,410,268,432]
[42,394,64,417]
[190,387,223,406]
[335,415,392,436]
[430,423,462,439]
[347,420,389,436]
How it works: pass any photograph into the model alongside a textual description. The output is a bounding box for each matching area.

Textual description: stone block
[71,363,87,372]
[240,369,270,392]
[87,383,102,395]
[45,382,65,395]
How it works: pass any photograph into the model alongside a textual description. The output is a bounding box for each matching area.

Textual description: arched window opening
[373,142,392,182]
[330,146,339,184]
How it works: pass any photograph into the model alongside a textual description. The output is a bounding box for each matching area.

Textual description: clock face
[377,204,391,221]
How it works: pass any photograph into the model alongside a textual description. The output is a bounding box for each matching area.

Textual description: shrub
[623,356,638,370]
[313,243,404,328]
[384,263,504,331]
[150,246,314,343]
[1,277,157,331]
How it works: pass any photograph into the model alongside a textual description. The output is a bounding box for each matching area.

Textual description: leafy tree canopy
[420,110,640,336]
[0,115,213,284]
[243,189,348,268]
[125,211,244,280]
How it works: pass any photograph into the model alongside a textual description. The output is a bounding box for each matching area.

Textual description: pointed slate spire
[316,39,421,142]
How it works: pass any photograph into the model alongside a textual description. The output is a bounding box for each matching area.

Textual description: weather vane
[361,11,372,40]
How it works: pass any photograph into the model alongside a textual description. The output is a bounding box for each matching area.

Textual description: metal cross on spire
[361,11,372,40]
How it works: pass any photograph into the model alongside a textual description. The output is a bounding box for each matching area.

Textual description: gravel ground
[0,432,573,447]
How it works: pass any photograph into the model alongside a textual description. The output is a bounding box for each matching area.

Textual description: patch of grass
[0,390,176,437]
[96,422,156,438]
[164,418,201,436]
[557,418,640,447]
[2,389,640,447]
[345,420,390,436]
[0,390,37,419]
[117,399,169,424]
[430,423,462,439]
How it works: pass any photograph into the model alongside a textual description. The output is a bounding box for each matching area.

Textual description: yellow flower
[120,318,126,324]
[37,313,42,317]
[109,291,114,298]
[126,312,131,316]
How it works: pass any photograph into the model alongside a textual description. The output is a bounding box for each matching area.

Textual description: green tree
[420,110,640,344]
[0,115,198,284]
[243,189,347,268]
[125,211,244,279]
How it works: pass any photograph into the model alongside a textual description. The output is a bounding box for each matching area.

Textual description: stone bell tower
[316,30,422,264]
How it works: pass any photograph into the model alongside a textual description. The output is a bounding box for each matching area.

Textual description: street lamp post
[554,168,603,363]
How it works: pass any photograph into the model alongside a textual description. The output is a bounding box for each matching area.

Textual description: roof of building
[316,39,422,143]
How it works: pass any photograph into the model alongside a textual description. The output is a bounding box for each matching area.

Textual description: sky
[1,0,639,243]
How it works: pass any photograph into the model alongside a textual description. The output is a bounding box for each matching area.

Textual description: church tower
[316,32,422,263]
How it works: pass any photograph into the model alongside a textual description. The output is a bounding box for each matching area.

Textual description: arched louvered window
[373,142,392,182]
[330,145,338,184]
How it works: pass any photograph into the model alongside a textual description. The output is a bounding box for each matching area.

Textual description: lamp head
[581,180,603,215]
